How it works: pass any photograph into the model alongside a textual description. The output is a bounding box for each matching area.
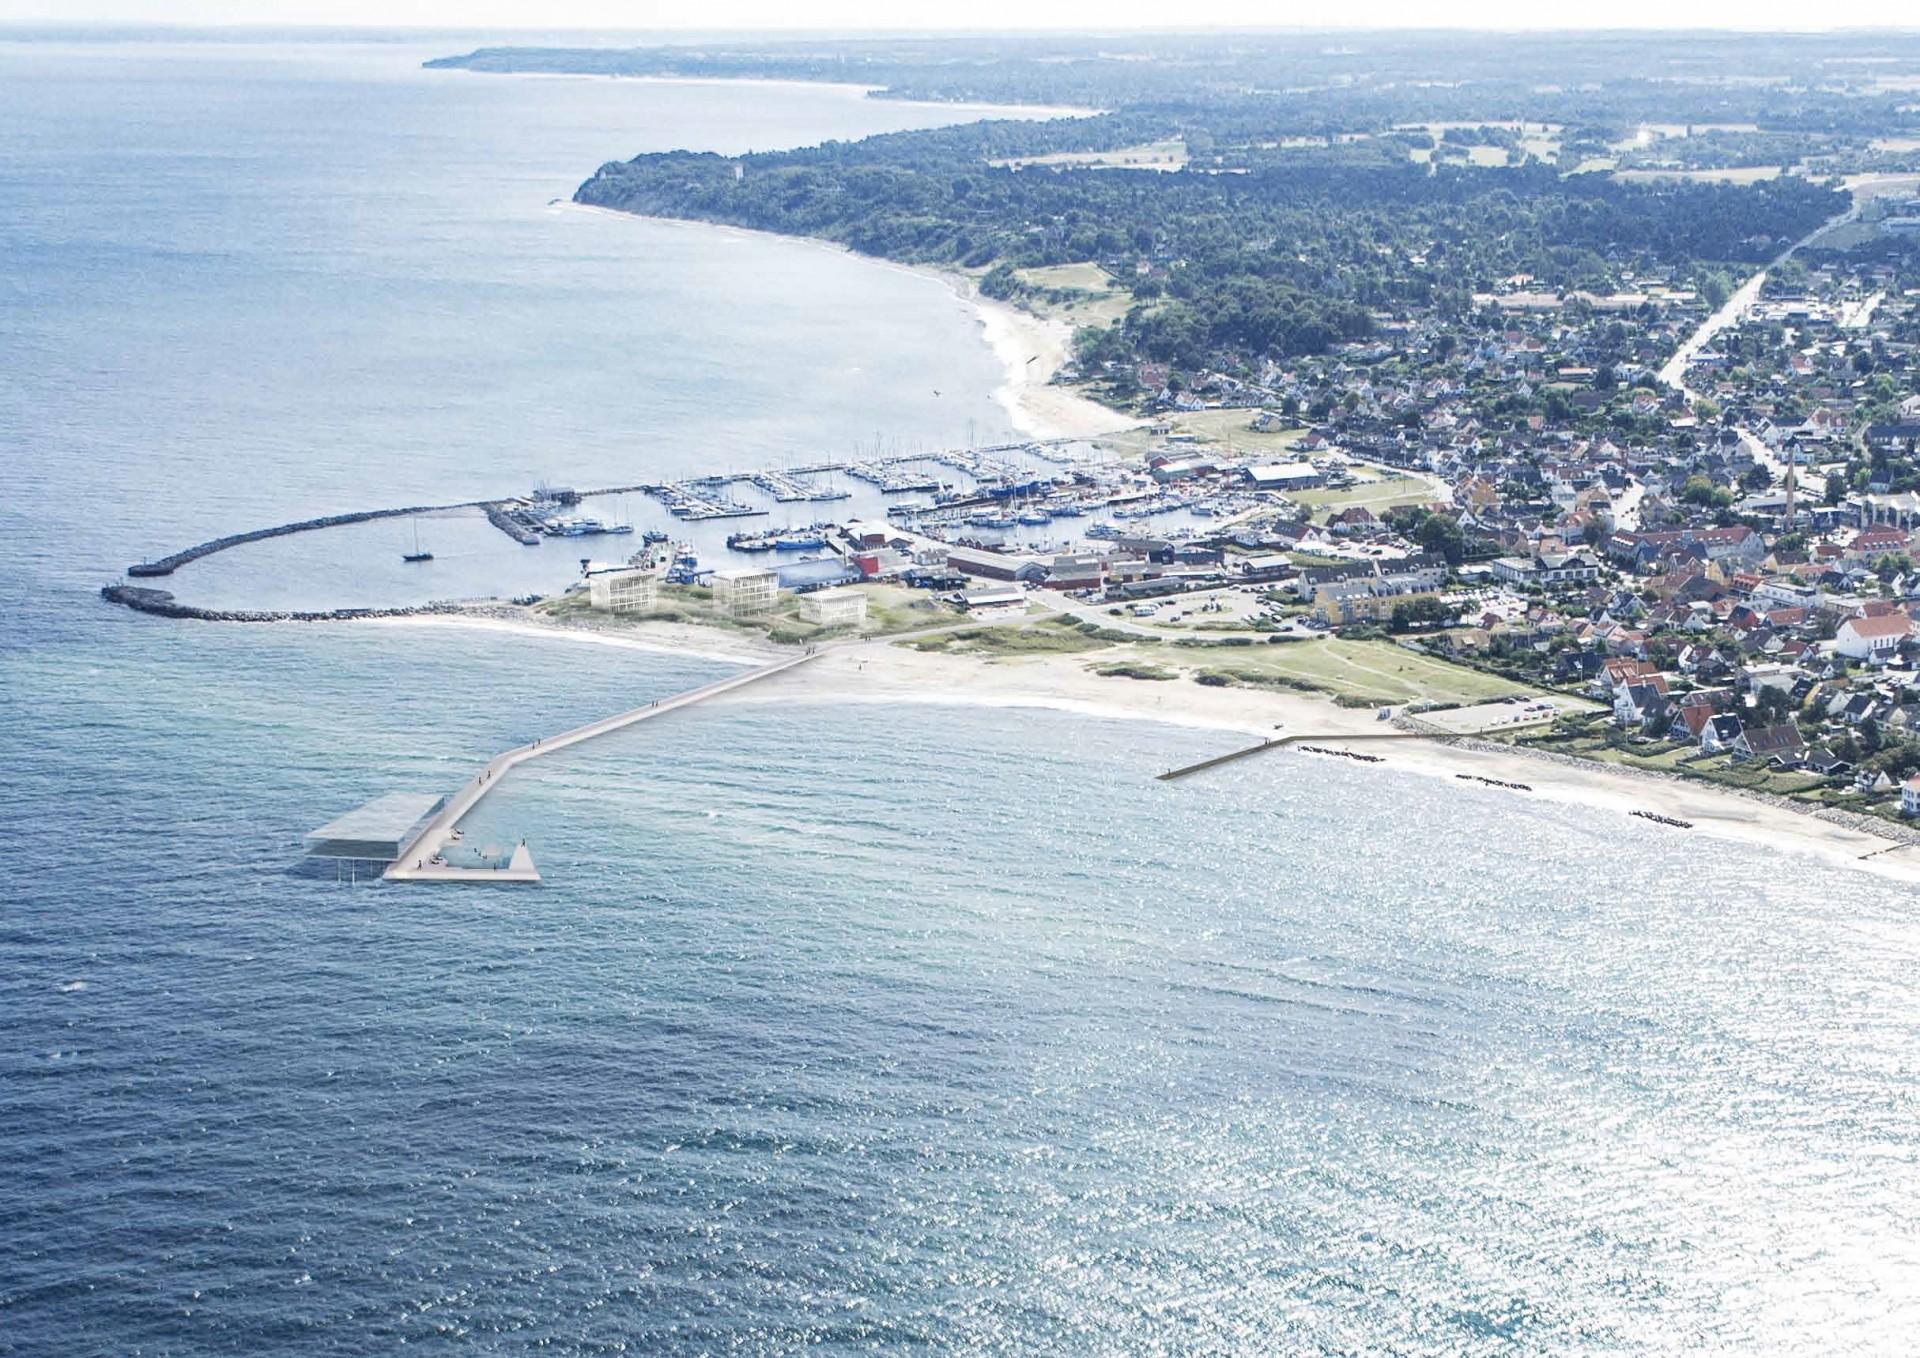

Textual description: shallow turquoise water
[2,35,1918,1357]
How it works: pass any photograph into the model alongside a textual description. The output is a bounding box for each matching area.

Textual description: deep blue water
[3,35,1919,1357]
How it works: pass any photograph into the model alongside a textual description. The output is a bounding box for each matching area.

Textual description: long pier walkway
[385,651,818,883]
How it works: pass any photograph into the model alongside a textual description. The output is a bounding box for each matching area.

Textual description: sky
[2,0,1916,31]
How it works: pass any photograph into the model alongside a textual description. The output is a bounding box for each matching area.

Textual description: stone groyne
[102,583,463,625]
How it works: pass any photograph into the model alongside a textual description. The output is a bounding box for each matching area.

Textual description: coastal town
[492,190,1920,836]
[101,173,1920,876]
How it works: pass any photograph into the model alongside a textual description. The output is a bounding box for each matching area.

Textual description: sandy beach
[925,267,1142,440]
[374,610,1920,885]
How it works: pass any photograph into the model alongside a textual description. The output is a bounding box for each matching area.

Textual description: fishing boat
[642,529,670,544]
[727,530,779,551]
[774,531,828,550]
[401,521,433,563]
[1016,509,1052,526]
[665,546,701,585]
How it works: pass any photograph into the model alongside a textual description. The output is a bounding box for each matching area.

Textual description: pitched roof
[1741,722,1805,754]
[1843,613,1913,640]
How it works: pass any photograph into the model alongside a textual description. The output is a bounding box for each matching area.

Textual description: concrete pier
[385,651,817,883]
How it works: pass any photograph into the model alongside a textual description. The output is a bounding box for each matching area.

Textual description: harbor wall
[101,584,464,624]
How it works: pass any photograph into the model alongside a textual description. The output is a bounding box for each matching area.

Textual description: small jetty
[1455,773,1532,792]
[1297,744,1385,764]
[1631,810,1693,830]
[1156,731,1440,782]
[846,461,942,494]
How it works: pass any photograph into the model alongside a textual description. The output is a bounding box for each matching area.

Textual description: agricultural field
[990,138,1188,171]
[1613,166,1784,185]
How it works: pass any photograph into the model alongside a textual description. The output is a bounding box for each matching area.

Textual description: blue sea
[2,34,1918,1357]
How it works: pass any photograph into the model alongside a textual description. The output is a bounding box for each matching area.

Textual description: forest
[574,123,1846,371]
[432,30,1910,376]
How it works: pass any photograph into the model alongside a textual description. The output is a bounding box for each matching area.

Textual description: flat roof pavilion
[305,792,446,861]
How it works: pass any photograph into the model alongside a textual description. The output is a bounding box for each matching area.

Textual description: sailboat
[402,520,433,563]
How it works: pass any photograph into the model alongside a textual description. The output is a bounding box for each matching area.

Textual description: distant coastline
[433,66,1101,121]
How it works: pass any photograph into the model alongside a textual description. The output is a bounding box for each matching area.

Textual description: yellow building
[1319,584,1442,626]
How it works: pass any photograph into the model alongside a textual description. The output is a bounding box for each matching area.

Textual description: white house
[1835,612,1912,663]
[1902,776,1920,817]
[1700,713,1744,754]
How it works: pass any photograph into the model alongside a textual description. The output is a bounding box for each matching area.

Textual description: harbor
[112,426,1390,620]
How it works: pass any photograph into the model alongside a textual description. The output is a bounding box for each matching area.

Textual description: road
[1655,196,1862,506]
[1657,199,1860,400]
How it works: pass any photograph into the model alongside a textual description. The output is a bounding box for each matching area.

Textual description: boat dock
[644,481,768,520]
[751,470,848,503]
[384,650,818,883]
[846,460,943,493]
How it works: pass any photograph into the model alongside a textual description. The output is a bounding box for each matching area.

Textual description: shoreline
[560,202,1138,442]
[362,607,1920,885]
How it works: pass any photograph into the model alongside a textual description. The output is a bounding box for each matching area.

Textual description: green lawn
[1176,637,1528,706]
[1520,731,1837,797]
[1094,407,1306,461]
[541,582,958,645]
[1294,470,1438,519]
[899,617,1113,658]
[1015,262,1117,291]
[991,139,1188,172]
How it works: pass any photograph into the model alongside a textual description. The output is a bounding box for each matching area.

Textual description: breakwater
[102,584,463,624]
[485,503,542,545]
[126,503,479,577]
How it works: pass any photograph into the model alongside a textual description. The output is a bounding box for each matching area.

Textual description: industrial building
[798,586,869,627]
[946,545,1047,583]
[587,566,658,613]
[774,557,860,591]
[960,585,1026,616]
[711,566,778,615]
